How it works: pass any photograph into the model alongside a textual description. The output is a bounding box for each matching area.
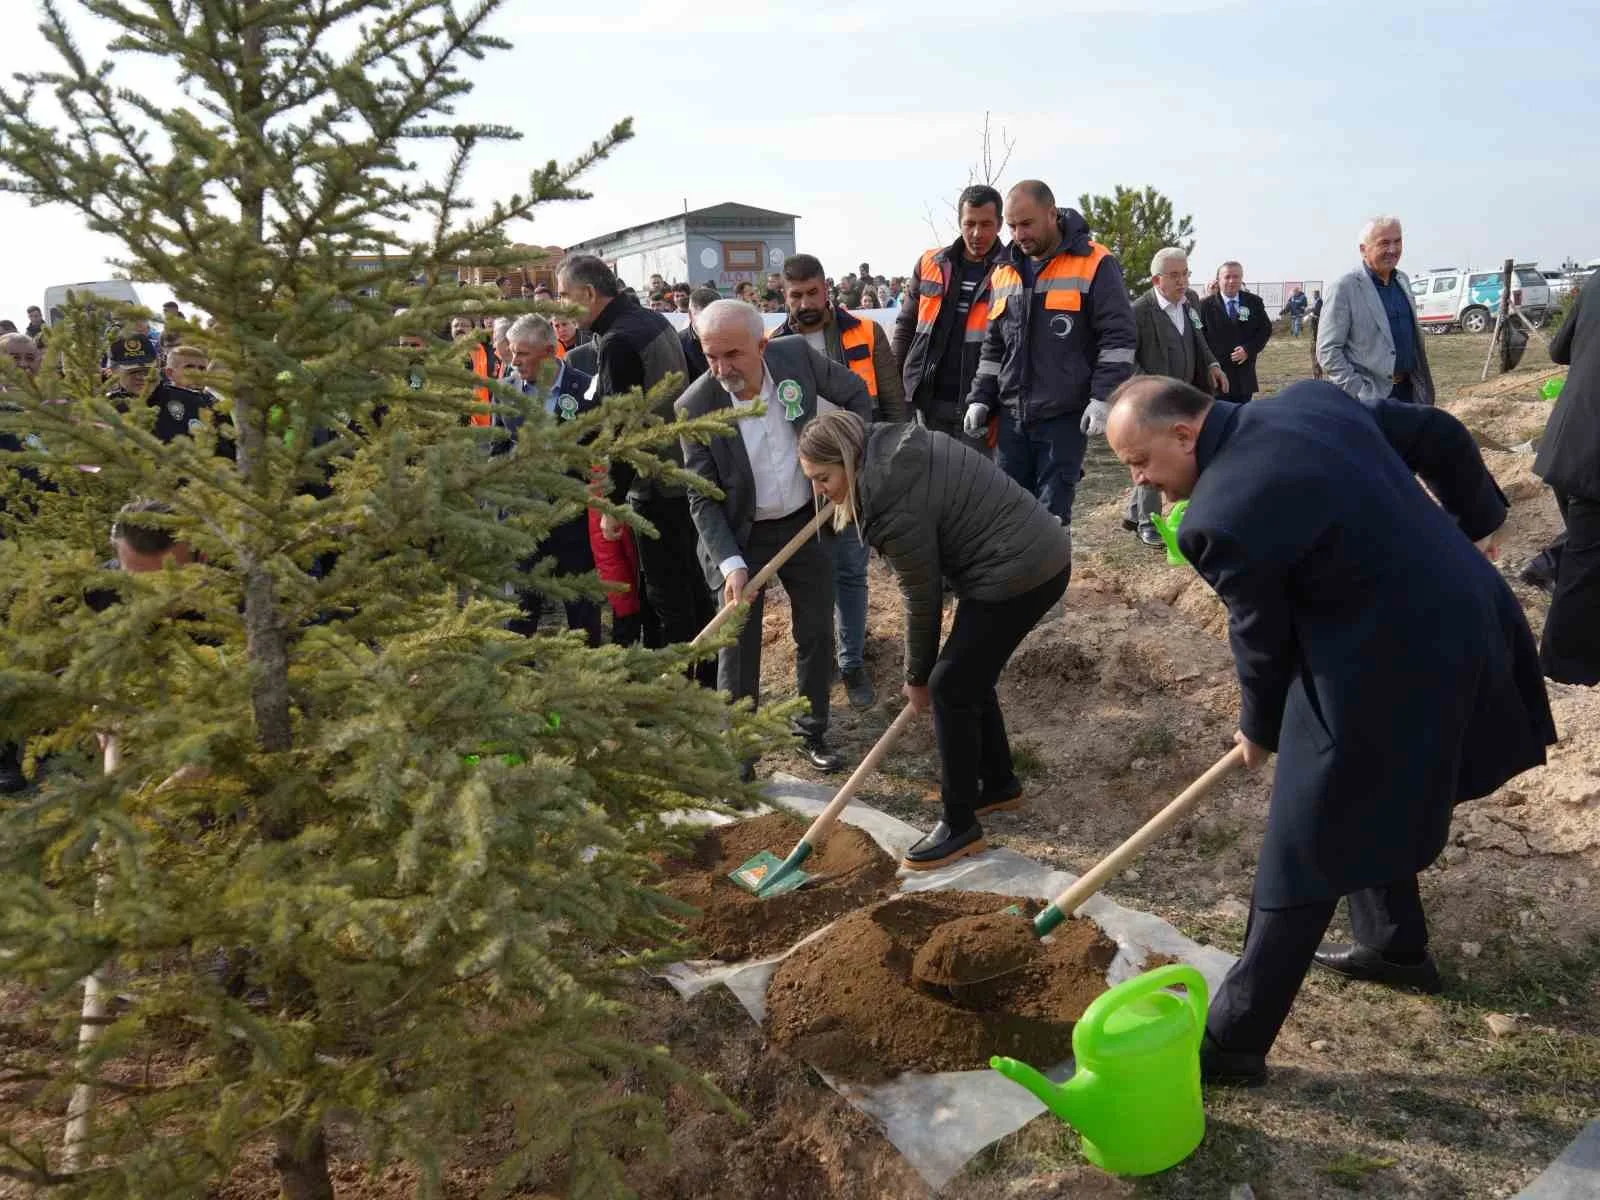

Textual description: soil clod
[658,812,898,961]
[766,890,1118,1080]
[911,912,1042,987]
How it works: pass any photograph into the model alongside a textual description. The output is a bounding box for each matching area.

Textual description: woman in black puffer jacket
[798,410,1071,869]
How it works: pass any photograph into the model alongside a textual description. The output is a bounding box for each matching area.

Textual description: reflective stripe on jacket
[770,307,880,396]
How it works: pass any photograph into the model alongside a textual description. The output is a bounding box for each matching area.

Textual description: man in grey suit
[1123,247,1228,546]
[677,301,876,774]
[1317,217,1436,405]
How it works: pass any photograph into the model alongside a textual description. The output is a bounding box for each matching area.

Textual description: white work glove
[1080,398,1109,437]
[962,403,989,439]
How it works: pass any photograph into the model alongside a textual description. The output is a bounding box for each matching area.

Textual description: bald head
[1105,377,1214,503]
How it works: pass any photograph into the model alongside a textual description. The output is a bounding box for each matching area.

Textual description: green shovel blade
[727,847,814,897]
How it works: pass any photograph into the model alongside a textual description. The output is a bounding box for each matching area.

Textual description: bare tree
[924,111,1016,244]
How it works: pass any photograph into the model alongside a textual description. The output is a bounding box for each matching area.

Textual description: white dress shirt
[1155,289,1189,335]
[719,365,815,579]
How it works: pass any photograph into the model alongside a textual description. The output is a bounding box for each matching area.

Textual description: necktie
[1227,298,1239,321]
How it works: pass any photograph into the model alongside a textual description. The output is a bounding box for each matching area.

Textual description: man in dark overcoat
[1106,376,1557,1085]
[1533,267,1600,683]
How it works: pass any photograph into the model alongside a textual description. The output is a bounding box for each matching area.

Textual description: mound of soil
[765,890,1117,1080]
[660,812,899,961]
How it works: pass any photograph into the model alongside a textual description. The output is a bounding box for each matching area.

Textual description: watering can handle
[1076,963,1209,1049]
[689,501,834,648]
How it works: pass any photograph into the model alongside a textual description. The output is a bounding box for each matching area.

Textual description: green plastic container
[1541,375,1565,402]
[990,963,1209,1176]
[1148,500,1190,567]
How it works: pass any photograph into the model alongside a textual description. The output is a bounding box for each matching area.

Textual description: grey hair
[1359,216,1403,244]
[1150,246,1189,278]
[506,313,555,350]
[695,298,764,343]
[491,317,513,338]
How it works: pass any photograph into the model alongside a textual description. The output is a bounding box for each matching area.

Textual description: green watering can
[1147,500,1190,567]
[990,962,1209,1176]
[1541,375,1565,402]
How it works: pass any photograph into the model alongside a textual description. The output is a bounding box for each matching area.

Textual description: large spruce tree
[0,2,771,1195]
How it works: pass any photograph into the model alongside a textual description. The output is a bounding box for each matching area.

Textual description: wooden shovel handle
[1047,744,1245,918]
[688,501,834,649]
[797,704,918,849]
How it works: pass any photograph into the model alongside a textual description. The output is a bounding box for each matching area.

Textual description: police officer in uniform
[107,335,227,448]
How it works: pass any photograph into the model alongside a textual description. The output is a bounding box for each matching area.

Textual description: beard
[794,307,825,328]
[714,370,748,396]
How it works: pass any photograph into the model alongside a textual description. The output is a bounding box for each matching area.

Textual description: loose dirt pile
[659,812,898,961]
[765,890,1117,1080]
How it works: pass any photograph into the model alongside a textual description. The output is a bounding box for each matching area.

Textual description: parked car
[1409,264,1552,333]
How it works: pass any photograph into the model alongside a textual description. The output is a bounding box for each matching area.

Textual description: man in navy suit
[502,313,602,646]
[1106,376,1556,1085]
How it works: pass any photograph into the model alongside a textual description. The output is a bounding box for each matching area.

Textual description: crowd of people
[4,176,1598,1094]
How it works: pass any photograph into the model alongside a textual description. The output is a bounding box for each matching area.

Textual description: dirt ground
[3,332,1594,1198]
[654,330,1598,1199]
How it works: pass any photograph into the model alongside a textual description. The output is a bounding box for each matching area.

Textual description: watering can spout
[988,1057,1107,1145]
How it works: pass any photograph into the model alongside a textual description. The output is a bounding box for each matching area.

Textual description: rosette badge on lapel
[778,378,804,421]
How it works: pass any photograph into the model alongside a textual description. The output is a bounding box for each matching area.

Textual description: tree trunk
[272,1123,335,1200]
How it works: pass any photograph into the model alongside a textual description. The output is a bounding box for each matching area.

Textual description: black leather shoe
[1138,524,1164,548]
[800,734,844,773]
[1120,517,1138,532]
[1200,1032,1267,1088]
[902,821,987,870]
[841,666,876,710]
[1313,943,1442,994]
[1518,562,1556,596]
[974,776,1023,817]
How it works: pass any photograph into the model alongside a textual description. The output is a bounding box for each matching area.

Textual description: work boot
[841,665,876,710]
[902,821,987,871]
[1312,943,1442,994]
[974,776,1024,817]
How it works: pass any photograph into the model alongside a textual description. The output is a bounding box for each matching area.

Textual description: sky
[2,0,1599,324]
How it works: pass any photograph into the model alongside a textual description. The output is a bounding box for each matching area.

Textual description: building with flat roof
[566,202,798,295]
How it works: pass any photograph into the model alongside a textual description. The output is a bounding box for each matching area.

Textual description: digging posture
[798,410,1070,870]
[1105,377,1557,1085]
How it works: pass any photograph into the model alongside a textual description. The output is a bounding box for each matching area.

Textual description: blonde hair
[798,409,867,533]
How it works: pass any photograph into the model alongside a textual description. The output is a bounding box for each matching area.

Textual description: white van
[1408,265,1552,333]
[42,279,143,325]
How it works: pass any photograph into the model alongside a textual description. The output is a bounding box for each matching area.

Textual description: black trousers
[633,493,717,687]
[1541,492,1600,685]
[717,506,834,738]
[511,518,601,647]
[932,568,1069,831]
[1207,876,1428,1056]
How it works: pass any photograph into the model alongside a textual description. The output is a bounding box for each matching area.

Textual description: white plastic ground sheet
[660,774,1237,1192]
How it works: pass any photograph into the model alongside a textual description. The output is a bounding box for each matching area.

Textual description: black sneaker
[902,821,988,870]
[975,776,1023,817]
[841,666,876,710]
[800,734,844,773]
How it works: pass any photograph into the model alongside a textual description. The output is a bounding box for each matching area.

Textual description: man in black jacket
[963,181,1137,527]
[556,255,712,680]
[1199,262,1272,402]
[1106,377,1556,1085]
[892,184,1007,443]
[678,287,719,386]
[1533,269,1600,683]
